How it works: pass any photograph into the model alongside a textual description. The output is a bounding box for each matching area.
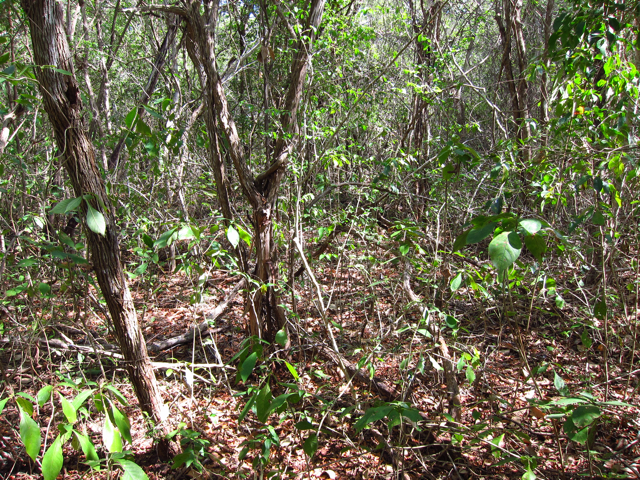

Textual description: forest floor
[1,238,639,479]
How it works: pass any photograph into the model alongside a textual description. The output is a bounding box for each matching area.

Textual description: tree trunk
[21,0,176,457]
[183,0,325,341]
[109,14,180,171]
[496,0,531,161]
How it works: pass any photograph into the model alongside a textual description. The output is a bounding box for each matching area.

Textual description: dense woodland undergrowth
[1,0,640,478]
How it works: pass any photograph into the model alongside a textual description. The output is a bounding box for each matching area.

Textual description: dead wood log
[147,277,245,353]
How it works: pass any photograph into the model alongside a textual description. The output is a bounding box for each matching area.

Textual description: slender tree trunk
[183,0,325,341]
[21,0,176,457]
[109,15,180,171]
[496,0,530,160]
[540,0,554,148]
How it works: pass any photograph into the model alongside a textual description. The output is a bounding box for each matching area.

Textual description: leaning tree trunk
[21,0,176,457]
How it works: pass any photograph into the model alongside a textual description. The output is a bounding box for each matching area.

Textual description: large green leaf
[237,225,252,247]
[103,413,122,453]
[466,222,497,244]
[72,389,95,410]
[50,197,82,214]
[73,431,99,464]
[42,436,63,480]
[519,218,542,235]
[37,385,53,408]
[240,352,258,382]
[227,225,240,248]
[125,107,138,130]
[19,406,41,461]
[524,234,546,262]
[355,405,393,433]
[303,433,318,458]
[86,204,106,236]
[110,405,132,444]
[256,383,273,423]
[275,328,288,347]
[60,393,77,424]
[571,405,601,428]
[117,459,149,480]
[488,232,521,275]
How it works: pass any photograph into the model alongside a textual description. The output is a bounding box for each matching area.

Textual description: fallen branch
[147,277,245,353]
[317,344,397,401]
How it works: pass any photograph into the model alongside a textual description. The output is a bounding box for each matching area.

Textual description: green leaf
[237,225,252,247]
[0,397,8,415]
[355,406,393,433]
[269,393,294,412]
[16,396,34,416]
[176,225,196,241]
[567,425,590,444]
[571,406,601,428]
[295,420,314,430]
[154,228,178,248]
[452,229,470,252]
[116,459,149,480]
[442,162,457,180]
[37,385,53,408]
[125,107,138,130]
[445,315,458,329]
[275,328,288,347]
[50,197,82,214]
[142,234,154,249]
[303,434,318,458]
[38,282,51,296]
[143,104,163,119]
[19,406,41,461]
[135,118,152,136]
[238,393,256,423]
[522,469,536,480]
[42,436,63,480]
[60,393,77,424]
[111,406,132,444]
[488,231,521,275]
[256,383,273,423]
[592,210,605,225]
[524,234,546,262]
[554,371,566,394]
[240,352,258,382]
[519,219,542,235]
[594,300,607,319]
[284,361,300,381]
[52,67,73,75]
[450,273,462,292]
[73,431,99,464]
[467,222,497,244]
[227,225,239,248]
[86,204,106,236]
[491,433,505,458]
[72,389,94,410]
[466,366,476,384]
[103,413,122,453]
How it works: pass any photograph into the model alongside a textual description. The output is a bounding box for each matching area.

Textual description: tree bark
[21,0,176,457]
